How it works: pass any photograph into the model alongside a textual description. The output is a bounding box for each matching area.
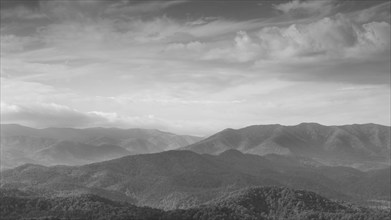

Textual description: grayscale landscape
[1,0,390,219]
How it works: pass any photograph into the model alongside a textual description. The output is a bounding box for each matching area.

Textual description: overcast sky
[1,0,390,136]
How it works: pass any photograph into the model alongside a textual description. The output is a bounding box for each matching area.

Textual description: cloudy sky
[1,0,390,136]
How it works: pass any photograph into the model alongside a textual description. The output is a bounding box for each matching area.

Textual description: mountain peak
[296,122,323,127]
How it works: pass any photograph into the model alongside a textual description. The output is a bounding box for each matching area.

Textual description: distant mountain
[1,150,389,210]
[1,187,389,220]
[0,124,202,168]
[34,141,131,165]
[182,123,391,165]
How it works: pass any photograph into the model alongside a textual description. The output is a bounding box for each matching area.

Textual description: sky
[1,0,390,136]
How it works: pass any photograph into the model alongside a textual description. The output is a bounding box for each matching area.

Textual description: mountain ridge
[0,124,202,169]
[2,149,389,210]
[181,123,391,166]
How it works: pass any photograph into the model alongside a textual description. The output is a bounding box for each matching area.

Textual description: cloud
[0,35,39,53]
[1,102,98,128]
[346,1,390,24]
[254,56,390,85]
[104,0,189,16]
[165,14,389,86]
[0,5,47,20]
[0,0,389,135]
[273,0,336,18]
[0,102,171,130]
[251,16,390,84]
[159,10,390,63]
[354,21,391,56]
[33,15,262,50]
[204,31,261,62]
[106,94,244,105]
[0,101,219,135]
[166,41,205,52]
[255,16,390,60]
[1,0,189,22]
[0,78,75,104]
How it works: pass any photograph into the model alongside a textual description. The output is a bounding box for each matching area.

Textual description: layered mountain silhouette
[0,124,201,168]
[3,123,389,169]
[182,123,390,167]
[1,123,390,218]
[2,150,389,210]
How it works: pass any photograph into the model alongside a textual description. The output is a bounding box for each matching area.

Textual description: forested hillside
[1,187,389,220]
[1,150,389,209]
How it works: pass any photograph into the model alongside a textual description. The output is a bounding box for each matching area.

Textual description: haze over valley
[0,124,201,168]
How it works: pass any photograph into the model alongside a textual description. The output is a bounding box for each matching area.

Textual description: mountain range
[182,123,391,169]
[1,150,389,210]
[0,124,202,168]
[2,123,390,170]
[1,123,390,219]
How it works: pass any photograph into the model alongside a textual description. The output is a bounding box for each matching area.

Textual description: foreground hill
[0,124,202,168]
[182,123,391,168]
[1,150,389,209]
[1,187,388,220]
[0,188,163,220]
